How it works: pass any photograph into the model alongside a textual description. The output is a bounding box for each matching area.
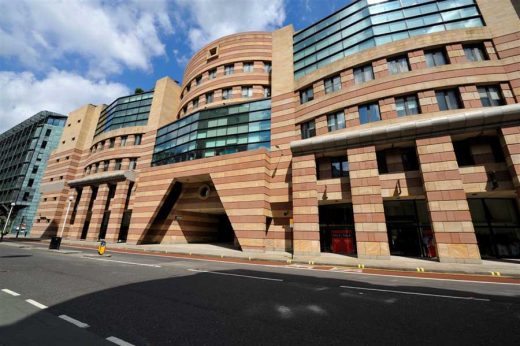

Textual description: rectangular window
[241,86,253,98]
[243,62,254,72]
[401,147,419,171]
[195,75,202,86]
[129,158,137,170]
[45,129,52,136]
[331,157,349,178]
[453,140,475,166]
[395,95,420,116]
[193,97,199,108]
[28,178,34,187]
[327,111,346,132]
[206,92,214,104]
[358,103,381,124]
[478,85,505,107]
[208,68,217,79]
[324,75,341,94]
[224,64,234,75]
[301,120,316,139]
[299,87,314,104]
[109,138,115,148]
[464,44,488,62]
[120,136,128,147]
[264,61,272,73]
[387,56,410,74]
[41,141,47,149]
[115,159,122,170]
[222,88,232,100]
[134,134,142,145]
[424,48,448,67]
[436,89,462,111]
[353,64,374,84]
[264,87,271,98]
[103,160,109,172]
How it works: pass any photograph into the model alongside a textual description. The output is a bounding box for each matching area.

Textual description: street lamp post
[50,196,74,250]
[59,196,74,239]
[0,202,16,242]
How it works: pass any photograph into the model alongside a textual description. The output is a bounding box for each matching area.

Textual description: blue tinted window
[359,103,381,124]
[293,1,482,79]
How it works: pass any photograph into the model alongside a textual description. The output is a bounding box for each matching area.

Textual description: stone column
[416,136,481,263]
[500,126,520,210]
[87,184,110,241]
[292,154,320,256]
[67,186,92,239]
[105,180,131,242]
[348,146,390,259]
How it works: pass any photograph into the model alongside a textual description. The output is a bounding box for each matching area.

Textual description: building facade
[0,111,67,235]
[33,0,520,263]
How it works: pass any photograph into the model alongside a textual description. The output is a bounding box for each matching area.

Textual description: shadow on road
[1,268,519,345]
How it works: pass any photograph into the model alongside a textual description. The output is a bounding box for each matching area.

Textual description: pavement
[1,242,519,345]
[2,235,520,278]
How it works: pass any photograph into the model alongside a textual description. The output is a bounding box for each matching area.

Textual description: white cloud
[0,70,130,133]
[176,0,286,51]
[0,0,173,78]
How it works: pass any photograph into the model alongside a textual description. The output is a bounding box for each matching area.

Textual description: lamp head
[68,196,74,202]
[10,202,15,207]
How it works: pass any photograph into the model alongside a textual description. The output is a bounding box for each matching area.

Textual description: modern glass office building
[0,111,66,235]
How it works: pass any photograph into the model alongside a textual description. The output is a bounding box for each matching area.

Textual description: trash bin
[49,236,62,250]
[98,240,106,255]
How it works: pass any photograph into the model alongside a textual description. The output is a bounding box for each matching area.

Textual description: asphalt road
[1,243,519,345]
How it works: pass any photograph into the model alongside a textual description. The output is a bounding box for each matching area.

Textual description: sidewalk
[3,235,520,278]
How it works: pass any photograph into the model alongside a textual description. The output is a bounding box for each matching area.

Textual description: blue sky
[0,0,349,132]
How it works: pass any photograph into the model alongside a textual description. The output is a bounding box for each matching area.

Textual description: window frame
[478,85,505,107]
[324,75,342,94]
[301,120,316,139]
[358,102,381,124]
[435,89,463,111]
[424,48,448,68]
[327,111,346,132]
[353,64,374,84]
[299,87,314,104]
[395,94,420,117]
[387,55,410,75]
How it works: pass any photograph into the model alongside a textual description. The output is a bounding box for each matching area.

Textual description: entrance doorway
[468,198,520,258]
[217,213,234,243]
[318,204,356,255]
[384,200,435,258]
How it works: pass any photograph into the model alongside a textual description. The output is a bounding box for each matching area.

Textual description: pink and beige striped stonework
[32,0,520,263]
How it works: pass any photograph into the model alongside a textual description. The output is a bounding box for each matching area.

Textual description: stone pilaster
[87,184,110,241]
[347,146,390,259]
[105,180,131,242]
[416,136,481,263]
[67,187,92,239]
[292,154,320,256]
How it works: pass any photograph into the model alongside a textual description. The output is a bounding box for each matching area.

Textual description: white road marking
[106,336,135,346]
[25,299,48,309]
[84,256,161,268]
[340,285,490,301]
[1,288,20,296]
[188,268,283,282]
[59,314,89,328]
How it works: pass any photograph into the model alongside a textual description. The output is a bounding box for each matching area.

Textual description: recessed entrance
[384,200,435,259]
[319,204,356,255]
[468,198,520,258]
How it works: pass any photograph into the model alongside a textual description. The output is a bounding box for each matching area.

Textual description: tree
[134,88,144,94]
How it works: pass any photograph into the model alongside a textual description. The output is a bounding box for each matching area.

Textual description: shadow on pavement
[1,268,519,346]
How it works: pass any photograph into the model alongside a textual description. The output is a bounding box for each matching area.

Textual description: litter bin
[98,240,106,255]
[49,236,62,250]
